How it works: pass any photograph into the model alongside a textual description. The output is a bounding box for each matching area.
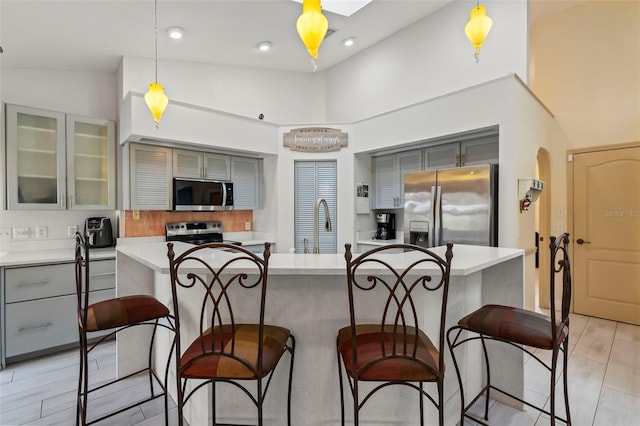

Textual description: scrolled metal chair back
[344,243,453,374]
[167,242,271,376]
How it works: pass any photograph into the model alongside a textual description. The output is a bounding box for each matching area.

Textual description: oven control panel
[165,221,223,237]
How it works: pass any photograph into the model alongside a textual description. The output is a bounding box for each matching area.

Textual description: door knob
[576,238,591,245]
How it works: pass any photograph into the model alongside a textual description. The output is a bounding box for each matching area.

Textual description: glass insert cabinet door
[5,104,116,210]
[66,115,116,210]
[6,104,67,209]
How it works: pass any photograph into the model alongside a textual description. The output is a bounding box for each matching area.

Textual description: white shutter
[294,161,337,254]
[130,144,172,210]
[231,157,261,210]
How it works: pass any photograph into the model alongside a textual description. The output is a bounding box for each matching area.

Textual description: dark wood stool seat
[180,323,291,379]
[337,324,441,381]
[447,233,572,426]
[82,295,170,332]
[457,304,568,349]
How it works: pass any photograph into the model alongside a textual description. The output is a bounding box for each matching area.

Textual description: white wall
[119,56,326,126]
[325,0,529,122]
[530,0,640,150]
[2,68,117,120]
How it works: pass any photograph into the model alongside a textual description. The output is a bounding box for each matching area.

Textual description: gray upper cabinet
[173,149,203,179]
[132,144,261,210]
[424,143,460,170]
[231,156,262,210]
[204,153,231,181]
[460,137,499,166]
[130,143,173,210]
[373,150,422,209]
[66,115,116,210]
[5,104,115,210]
[173,149,231,181]
[372,133,499,210]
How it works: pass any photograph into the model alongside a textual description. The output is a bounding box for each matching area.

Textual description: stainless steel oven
[165,221,241,248]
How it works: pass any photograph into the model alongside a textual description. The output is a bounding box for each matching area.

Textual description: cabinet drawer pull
[90,272,115,278]
[18,322,53,333]
[17,279,52,287]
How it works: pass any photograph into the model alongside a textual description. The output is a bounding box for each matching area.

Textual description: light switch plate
[67,225,78,238]
[36,226,48,238]
[245,222,251,231]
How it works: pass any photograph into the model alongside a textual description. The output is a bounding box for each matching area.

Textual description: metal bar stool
[337,243,454,425]
[167,242,295,426]
[447,233,572,425]
[75,233,175,425]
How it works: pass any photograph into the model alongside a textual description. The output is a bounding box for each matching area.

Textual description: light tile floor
[0,312,638,425]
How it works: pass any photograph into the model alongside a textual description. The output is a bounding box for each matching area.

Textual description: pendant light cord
[154,0,158,83]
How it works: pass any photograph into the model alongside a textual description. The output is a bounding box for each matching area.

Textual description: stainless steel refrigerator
[403,164,498,248]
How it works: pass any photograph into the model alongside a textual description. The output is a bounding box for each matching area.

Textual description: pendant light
[296,0,329,71]
[145,0,169,127]
[464,1,493,63]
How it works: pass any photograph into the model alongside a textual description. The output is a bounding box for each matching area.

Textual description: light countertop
[357,238,404,246]
[0,246,116,267]
[118,241,523,277]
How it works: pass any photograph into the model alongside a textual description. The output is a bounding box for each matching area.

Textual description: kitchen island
[116,241,524,426]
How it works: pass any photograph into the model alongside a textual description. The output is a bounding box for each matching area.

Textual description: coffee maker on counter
[374,213,396,240]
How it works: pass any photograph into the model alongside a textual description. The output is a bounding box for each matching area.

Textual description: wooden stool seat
[337,324,440,381]
[82,295,170,332]
[180,323,291,379]
[457,304,568,349]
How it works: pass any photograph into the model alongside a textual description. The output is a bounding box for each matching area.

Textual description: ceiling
[0,0,587,75]
[0,0,458,74]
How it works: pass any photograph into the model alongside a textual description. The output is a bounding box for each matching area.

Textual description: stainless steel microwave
[173,178,234,211]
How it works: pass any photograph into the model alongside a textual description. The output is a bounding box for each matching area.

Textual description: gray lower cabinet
[2,258,115,364]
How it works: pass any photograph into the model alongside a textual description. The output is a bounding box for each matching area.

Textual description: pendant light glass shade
[145,83,169,126]
[146,0,169,126]
[296,0,328,71]
[464,5,492,62]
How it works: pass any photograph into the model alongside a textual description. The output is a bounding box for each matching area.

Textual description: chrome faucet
[305,198,332,254]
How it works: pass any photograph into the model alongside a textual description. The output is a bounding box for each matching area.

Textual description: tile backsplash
[122,210,253,237]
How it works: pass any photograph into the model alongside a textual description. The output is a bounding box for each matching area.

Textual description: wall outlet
[36,226,48,238]
[67,225,79,238]
[0,228,11,239]
[13,227,30,239]
[245,222,251,231]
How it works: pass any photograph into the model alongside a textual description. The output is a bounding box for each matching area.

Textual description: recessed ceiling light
[343,37,356,47]
[167,27,183,40]
[257,41,272,52]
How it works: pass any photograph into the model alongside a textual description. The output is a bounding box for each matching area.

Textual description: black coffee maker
[374,213,396,240]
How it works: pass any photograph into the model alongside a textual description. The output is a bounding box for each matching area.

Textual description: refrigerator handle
[429,186,437,247]
[433,185,442,246]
